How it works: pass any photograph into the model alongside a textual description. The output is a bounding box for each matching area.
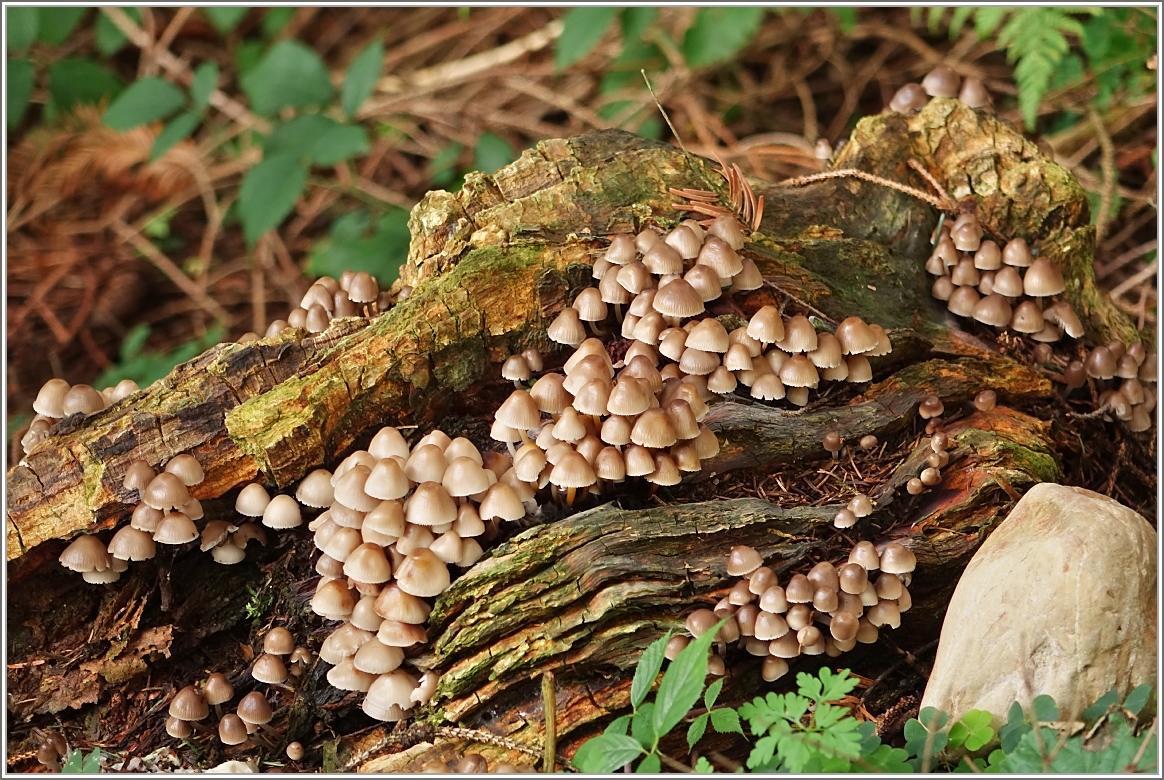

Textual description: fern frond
[947,7,975,39]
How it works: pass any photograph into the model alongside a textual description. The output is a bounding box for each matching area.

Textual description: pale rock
[921,483,1156,725]
[205,759,258,773]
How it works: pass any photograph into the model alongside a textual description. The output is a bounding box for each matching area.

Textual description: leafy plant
[62,747,101,774]
[93,323,227,392]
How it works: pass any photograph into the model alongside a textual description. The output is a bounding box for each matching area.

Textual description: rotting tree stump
[5,100,1150,771]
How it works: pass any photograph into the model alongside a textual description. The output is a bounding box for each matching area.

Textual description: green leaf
[261,7,296,38]
[652,618,720,738]
[474,132,517,174]
[205,7,249,34]
[235,40,266,76]
[631,632,669,709]
[265,114,369,166]
[48,59,124,112]
[7,59,35,129]
[150,111,201,160]
[342,38,383,118]
[190,62,219,109]
[703,677,724,710]
[620,7,656,44]
[694,756,714,773]
[571,734,643,774]
[635,753,661,774]
[95,324,226,390]
[306,208,409,288]
[710,707,743,736]
[631,702,658,748]
[1031,694,1059,722]
[973,7,1009,39]
[81,749,101,774]
[104,77,187,131]
[237,153,309,245]
[682,7,766,67]
[95,7,141,56]
[605,714,632,737]
[555,7,618,71]
[120,323,151,362]
[37,7,87,46]
[240,40,334,115]
[687,713,709,750]
[1123,684,1152,716]
[831,7,858,34]
[7,7,40,52]
[429,141,464,189]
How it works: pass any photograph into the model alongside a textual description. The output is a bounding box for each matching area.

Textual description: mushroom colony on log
[10,61,1156,770]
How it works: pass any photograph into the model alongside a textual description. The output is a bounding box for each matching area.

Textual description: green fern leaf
[948,7,975,39]
[973,7,1009,39]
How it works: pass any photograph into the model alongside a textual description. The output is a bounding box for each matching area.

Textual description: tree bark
[5,99,1144,770]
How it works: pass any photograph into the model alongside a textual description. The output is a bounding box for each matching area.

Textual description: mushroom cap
[652,279,705,319]
[972,293,1013,327]
[495,388,542,432]
[784,573,814,603]
[374,583,433,623]
[547,450,598,489]
[368,426,410,461]
[153,512,198,545]
[1085,346,1118,379]
[879,543,917,575]
[848,540,880,571]
[311,578,356,619]
[60,534,112,573]
[263,627,295,655]
[343,543,393,584]
[365,668,419,711]
[604,233,637,265]
[164,454,205,486]
[478,482,526,521]
[1002,238,1033,267]
[707,214,746,250]
[685,317,730,353]
[347,271,380,304]
[169,685,209,721]
[236,691,273,725]
[261,493,303,529]
[441,457,493,497]
[1010,300,1045,334]
[143,472,191,511]
[725,545,762,577]
[974,240,1002,270]
[404,482,458,527]
[235,483,272,517]
[643,240,684,275]
[779,315,818,354]
[61,384,105,416]
[888,82,928,113]
[108,525,156,561]
[696,236,743,279]
[922,64,961,97]
[33,378,71,418]
[834,317,878,355]
[779,354,819,389]
[501,354,532,382]
[946,285,980,317]
[353,638,405,675]
[395,548,452,597]
[547,306,586,347]
[1023,256,1066,297]
[958,77,991,108]
[218,713,249,745]
[296,469,336,507]
[202,672,234,705]
[252,653,289,685]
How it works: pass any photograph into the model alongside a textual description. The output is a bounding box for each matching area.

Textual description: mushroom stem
[512,379,522,389]
[506,439,517,459]
[586,322,608,338]
[566,486,577,506]
[518,428,531,446]
[590,415,602,432]
[613,303,624,323]
[213,704,224,721]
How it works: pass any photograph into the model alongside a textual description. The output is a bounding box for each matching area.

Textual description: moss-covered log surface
[5,101,1154,773]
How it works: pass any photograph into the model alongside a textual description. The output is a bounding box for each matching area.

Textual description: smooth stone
[921,483,1156,725]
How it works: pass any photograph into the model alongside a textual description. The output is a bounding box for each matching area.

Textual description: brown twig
[1087,107,1118,242]
[779,168,953,212]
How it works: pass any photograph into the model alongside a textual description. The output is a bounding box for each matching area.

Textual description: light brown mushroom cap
[726,545,763,577]
[848,540,880,571]
[1010,300,1045,334]
[200,672,234,707]
[311,579,356,620]
[973,240,1002,270]
[946,285,980,317]
[1085,346,1118,379]
[922,64,961,97]
[108,525,156,561]
[251,653,289,685]
[547,306,586,347]
[170,685,210,722]
[972,293,1013,327]
[262,626,295,656]
[441,457,493,498]
[61,384,105,416]
[708,214,746,250]
[33,378,71,418]
[778,315,818,354]
[1023,256,1066,297]
[652,279,705,319]
[153,512,198,545]
[142,472,191,512]
[495,389,542,432]
[343,543,393,584]
[833,317,877,356]
[368,426,411,461]
[296,469,336,507]
[259,493,301,529]
[478,482,526,521]
[365,668,419,713]
[210,541,247,564]
[501,354,532,383]
[374,583,433,624]
[235,691,273,726]
[958,77,991,108]
[878,543,917,575]
[353,638,406,675]
[60,534,113,573]
[404,482,458,527]
[395,548,452,597]
[779,354,820,388]
[604,232,637,265]
[164,454,204,487]
[236,483,272,517]
[332,465,381,513]
[1002,238,1033,267]
[642,240,684,276]
[695,236,743,280]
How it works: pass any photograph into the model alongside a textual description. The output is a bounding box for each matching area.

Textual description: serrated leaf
[104,77,187,131]
[631,632,669,709]
[687,712,709,749]
[651,618,720,738]
[474,132,517,174]
[555,7,618,71]
[240,40,334,115]
[205,7,249,34]
[7,59,35,129]
[703,676,724,710]
[150,111,201,160]
[37,7,87,46]
[631,702,657,749]
[635,753,660,774]
[7,7,40,52]
[190,62,219,109]
[48,59,124,112]
[238,153,308,245]
[973,7,1009,39]
[947,7,975,39]
[571,734,644,774]
[95,7,141,56]
[682,7,766,68]
[342,38,383,117]
[710,707,742,735]
[818,667,859,702]
[694,755,714,773]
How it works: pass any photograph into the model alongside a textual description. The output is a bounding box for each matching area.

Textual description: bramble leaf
[630,632,669,709]
[342,37,383,118]
[104,77,186,131]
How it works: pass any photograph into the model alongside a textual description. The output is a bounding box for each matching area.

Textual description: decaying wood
[5,97,1146,771]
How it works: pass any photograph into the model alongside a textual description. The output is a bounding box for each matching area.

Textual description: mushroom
[218,714,250,746]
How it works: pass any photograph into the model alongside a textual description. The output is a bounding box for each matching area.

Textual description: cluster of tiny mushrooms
[32,63,1153,762]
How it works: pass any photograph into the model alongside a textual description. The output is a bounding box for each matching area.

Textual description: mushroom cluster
[23,376,141,454]
[166,627,311,749]
[673,541,917,683]
[905,432,951,497]
[1060,341,1158,432]
[926,216,1083,344]
[297,425,526,721]
[248,271,399,340]
[492,214,893,505]
[887,64,992,115]
[420,753,537,774]
[58,453,213,583]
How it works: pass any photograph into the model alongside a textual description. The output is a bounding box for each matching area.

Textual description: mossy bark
[5,101,1141,770]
